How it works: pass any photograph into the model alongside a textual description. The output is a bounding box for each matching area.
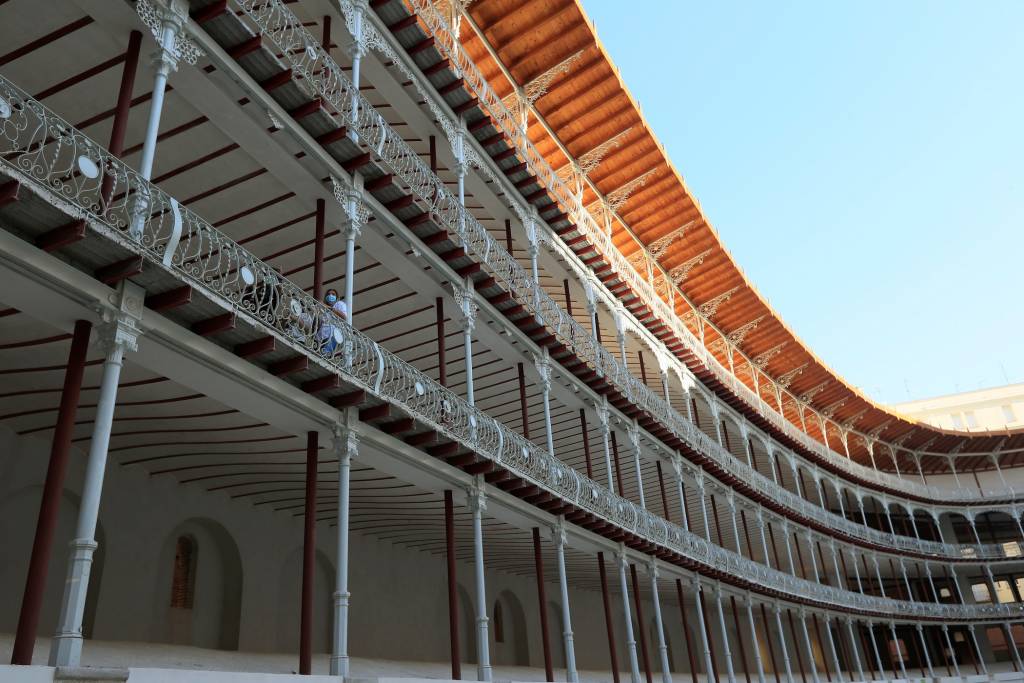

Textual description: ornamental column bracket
[331,175,368,240]
[452,278,478,333]
[97,282,145,354]
[136,0,205,71]
[533,347,553,393]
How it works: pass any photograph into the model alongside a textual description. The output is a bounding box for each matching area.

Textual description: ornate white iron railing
[217,0,1024,561]
[0,59,1015,621]
[394,0,1022,504]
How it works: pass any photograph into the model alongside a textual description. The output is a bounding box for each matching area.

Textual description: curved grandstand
[0,1,1021,682]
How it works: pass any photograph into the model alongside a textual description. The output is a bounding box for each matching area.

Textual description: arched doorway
[153,518,243,650]
[492,590,529,666]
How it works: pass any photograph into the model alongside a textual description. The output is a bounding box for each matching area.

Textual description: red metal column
[436,297,447,387]
[11,320,92,665]
[517,363,530,439]
[313,199,325,300]
[611,432,624,496]
[630,564,653,683]
[730,595,752,683]
[299,431,318,674]
[533,528,554,681]
[101,31,142,209]
[562,279,573,317]
[576,410,592,479]
[598,552,621,683]
[675,579,699,683]
[445,490,461,679]
[759,604,781,683]
[656,462,669,521]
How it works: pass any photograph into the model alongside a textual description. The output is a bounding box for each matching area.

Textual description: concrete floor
[1,633,1019,683]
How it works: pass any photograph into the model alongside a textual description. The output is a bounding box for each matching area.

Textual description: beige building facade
[895,383,1024,432]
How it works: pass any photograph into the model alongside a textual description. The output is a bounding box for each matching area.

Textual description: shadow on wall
[0,487,105,641]
[151,518,243,651]
[276,547,335,655]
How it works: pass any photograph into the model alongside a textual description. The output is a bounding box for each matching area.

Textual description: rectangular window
[995,579,1016,604]
[973,582,992,603]
[1003,404,1017,422]
[951,413,965,429]
[1016,577,1024,600]
[965,411,978,428]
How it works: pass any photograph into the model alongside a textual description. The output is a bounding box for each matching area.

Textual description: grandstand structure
[1,0,1022,681]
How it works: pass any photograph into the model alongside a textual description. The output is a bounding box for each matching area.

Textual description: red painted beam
[480,133,504,147]
[455,263,481,277]
[145,286,192,311]
[190,0,228,23]
[191,312,235,336]
[302,374,340,394]
[385,195,415,211]
[438,78,465,96]
[423,230,448,245]
[269,355,308,376]
[387,15,418,32]
[405,431,436,446]
[95,256,143,285]
[492,148,517,162]
[404,212,431,228]
[316,127,348,146]
[342,152,372,173]
[235,336,276,358]
[365,174,393,192]
[0,180,20,207]
[259,69,293,92]
[331,390,365,407]
[228,35,262,60]
[452,98,479,115]
[423,59,451,76]
[381,418,415,434]
[288,99,322,120]
[36,219,85,252]
[359,403,391,421]
[468,116,493,133]
[408,37,435,55]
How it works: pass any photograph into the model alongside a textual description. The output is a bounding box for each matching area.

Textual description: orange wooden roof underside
[459,0,1024,470]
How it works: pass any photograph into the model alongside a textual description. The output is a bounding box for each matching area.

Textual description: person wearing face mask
[319,288,348,355]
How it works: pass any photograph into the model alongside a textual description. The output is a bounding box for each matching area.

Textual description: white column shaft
[50,345,126,666]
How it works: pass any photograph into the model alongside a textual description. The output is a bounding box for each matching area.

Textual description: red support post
[579,409,593,478]
[436,297,447,387]
[444,490,461,679]
[675,579,699,683]
[299,431,318,675]
[100,31,142,211]
[630,564,653,683]
[533,528,554,681]
[11,320,92,665]
[313,199,325,300]
[598,553,621,683]
[518,363,530,439]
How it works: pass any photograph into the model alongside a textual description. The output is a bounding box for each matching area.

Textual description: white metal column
[468,479,491,681]
[51,285,143,666]
[331,417,357,676]
[647,562,672,683]
[616,549,642,683]
[553,520,578,683]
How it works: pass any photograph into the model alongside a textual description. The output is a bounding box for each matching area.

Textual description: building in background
[895,383,1024,432]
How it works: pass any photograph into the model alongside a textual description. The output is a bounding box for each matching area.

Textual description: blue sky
[579,1,1024,404]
